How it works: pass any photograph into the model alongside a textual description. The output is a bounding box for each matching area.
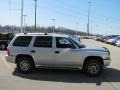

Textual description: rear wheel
[17,57,35,73]
[83,59,103,76]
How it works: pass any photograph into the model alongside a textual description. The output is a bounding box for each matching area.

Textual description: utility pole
[21,0,24,33]
[34,0,37,32]
[91,20,93,35]
[106,18,108,35]
[75,22,78,35]
[51,19,56,33]
[87,0,91,36]
[23,15,27,33]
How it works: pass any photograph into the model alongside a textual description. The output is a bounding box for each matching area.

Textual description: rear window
[13,36,32,47]
[33,36,52,48]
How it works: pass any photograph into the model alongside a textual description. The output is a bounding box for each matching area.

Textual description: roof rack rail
[24,33,27,35]
[44,33,48,35]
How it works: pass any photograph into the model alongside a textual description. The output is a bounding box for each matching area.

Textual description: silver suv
[6,33,111,76]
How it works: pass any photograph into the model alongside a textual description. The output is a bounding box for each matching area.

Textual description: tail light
[7,49,10,56]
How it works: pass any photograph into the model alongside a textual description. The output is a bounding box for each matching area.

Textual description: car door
[54,37,83,66]
[31,36,54,65]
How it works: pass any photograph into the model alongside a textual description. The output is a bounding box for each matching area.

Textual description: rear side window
[13,36,32,47]
[33,36,52,48]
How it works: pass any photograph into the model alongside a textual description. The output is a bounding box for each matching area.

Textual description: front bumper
[103,57,111,66]
[5,55,16,63]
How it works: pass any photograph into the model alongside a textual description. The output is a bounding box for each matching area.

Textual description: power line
[39,1,118,24]
[37,4,120,34]
[8,0,24,33]
[9,0,20,10]
[37,5,87,20]
[52,0,88,14]
[9,0,120,27]
[37,0,120,25]
[54,0,120,23]
[37,1,88,17]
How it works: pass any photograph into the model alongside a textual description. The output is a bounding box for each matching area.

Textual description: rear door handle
[31,50,36,53]
[55,51,60,54]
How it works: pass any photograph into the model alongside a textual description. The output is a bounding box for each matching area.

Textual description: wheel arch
[83,56,104,69]
[15,54,35,65]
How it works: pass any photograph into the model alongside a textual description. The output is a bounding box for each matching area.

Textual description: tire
[17,57,35,74]
[0,44,6,50]
[83,59,103,76]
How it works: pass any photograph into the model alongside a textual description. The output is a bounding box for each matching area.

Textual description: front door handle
[55,51,60,54]
[31,50,36,53]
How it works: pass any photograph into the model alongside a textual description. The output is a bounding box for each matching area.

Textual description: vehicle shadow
[12,68,120,85]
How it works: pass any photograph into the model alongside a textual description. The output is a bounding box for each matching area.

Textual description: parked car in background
[103,35,119,44]
[115,39,120,47]
[107,36,120,45]
[83,36,89,39]
[94,36,104,42]
[0,33,14,50]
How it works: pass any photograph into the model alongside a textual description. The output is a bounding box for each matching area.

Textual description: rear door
[31,36,54,65]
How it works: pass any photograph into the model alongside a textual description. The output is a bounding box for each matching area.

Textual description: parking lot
[0,39,120,90]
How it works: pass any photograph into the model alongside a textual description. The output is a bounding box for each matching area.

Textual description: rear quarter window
[33,36,52,48]
[13,36,32,47]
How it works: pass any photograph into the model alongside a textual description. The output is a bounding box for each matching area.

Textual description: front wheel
[83,60,103,76]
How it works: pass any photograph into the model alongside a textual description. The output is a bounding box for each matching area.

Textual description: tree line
[0,25,88,36]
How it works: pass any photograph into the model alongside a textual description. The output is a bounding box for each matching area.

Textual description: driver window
[56,37,75,48]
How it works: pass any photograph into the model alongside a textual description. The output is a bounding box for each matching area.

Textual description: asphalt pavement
[0,39,120,90]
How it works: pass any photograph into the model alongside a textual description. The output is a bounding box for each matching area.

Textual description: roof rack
[22,33,48,35]
[44,33,48,35]
[24,33,27,35]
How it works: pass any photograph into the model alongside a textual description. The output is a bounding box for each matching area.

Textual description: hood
[83,45,108,52]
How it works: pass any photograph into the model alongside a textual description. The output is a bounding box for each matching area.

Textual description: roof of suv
[15,33,68,37]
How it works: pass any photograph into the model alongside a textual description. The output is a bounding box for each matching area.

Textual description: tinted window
[0,33,14,40]
[33,36,52,48]
[13,36,32,47]
[8,34,14,40]
[56,37,75,48]
[0,34,8,40]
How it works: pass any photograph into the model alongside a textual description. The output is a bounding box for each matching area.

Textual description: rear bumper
[5,55,15,63]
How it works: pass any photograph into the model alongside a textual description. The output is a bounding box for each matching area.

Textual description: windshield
[112,36,120,39]
[69,37,85,48]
